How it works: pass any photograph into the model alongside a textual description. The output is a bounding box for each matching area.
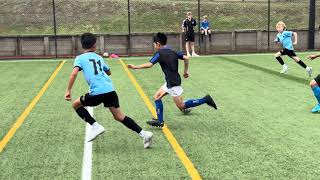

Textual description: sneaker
[306,67,312,77]
[187,52,191,57]
[143,131,153,148]
[147,118,164,128]
[280,64,288,74]
[88,123,105,142]
[204,95,217,109]
[311,104,320,113]
[192,52,199,57]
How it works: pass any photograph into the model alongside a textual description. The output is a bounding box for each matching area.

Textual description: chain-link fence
[0,0,318,58]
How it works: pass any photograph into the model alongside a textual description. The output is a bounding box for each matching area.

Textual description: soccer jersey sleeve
[176,51,184,60]
[101,59,110,72]
[150,52,160,64]
[73,56,83,70]
[283,31,293,37]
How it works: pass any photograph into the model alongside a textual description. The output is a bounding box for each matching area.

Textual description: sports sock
[209,34,212,42]
[121,116,142,134]
[184,97,207,108]
[75,107,96,125]
[201,34,204,42]
[312,86,320,104]
[276,56,284,65]
[155,100,164,123]
[297,60,307,69]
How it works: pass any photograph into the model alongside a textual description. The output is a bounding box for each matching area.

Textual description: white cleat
[143,131,153,149]
[192,53,199,57]
[187,53,191,57]
[306,66,312,77]
[280,64,288,74]
[88,123,105,142]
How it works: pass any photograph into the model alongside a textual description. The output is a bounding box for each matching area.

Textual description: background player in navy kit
[64,33,153,148]
[127,32,217,127]
[274,21,312,77]
[182,12,199,57]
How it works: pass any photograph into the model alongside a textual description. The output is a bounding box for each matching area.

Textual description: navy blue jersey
[183,18,197,33]
[150,47,184,88]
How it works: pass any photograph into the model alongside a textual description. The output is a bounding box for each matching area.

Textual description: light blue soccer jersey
[275,31,294,50]
[74,52,114,95]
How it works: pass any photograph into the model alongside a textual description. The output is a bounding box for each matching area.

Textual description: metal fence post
[267,0,271,51]
[52,0,58,58]
[128,0,132,56]
[308,0,316,50]
[198,0,201,54]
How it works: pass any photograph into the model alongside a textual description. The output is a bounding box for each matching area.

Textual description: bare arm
[293,32,298,45]
[65,67,80,101]
[127,62,153,69]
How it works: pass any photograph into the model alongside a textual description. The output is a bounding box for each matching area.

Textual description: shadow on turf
[220,56,310,85]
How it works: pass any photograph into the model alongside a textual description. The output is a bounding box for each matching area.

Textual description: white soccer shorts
[161,83,183,97]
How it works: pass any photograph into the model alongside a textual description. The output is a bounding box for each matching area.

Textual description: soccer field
[1,53,320,179]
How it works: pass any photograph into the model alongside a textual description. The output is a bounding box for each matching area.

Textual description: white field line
[81,107,93,180]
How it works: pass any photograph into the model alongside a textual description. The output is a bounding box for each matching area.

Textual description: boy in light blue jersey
[64,33,153,148]
[274,21,312,77]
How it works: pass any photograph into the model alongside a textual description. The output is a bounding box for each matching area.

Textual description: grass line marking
[0,60,66,153]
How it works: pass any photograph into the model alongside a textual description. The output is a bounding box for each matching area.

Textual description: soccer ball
[182,108,192,114]
[102,52,109,57]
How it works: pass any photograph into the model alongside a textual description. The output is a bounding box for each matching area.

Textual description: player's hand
[183,72,189,78]
[64,91,72,101]
[127,64,136,69]
[307,55,318,60]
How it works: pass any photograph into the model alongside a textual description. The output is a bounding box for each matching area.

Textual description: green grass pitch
[1,53,320,179]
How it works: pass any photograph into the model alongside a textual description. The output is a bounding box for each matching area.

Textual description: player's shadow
[220,56,309,85]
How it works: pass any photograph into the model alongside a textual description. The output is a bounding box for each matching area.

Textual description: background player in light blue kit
[273,21,312,77]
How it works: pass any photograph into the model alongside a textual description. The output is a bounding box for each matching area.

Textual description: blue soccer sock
[312,86,320,104]
[184,97,207,109]
[155,100,164,123]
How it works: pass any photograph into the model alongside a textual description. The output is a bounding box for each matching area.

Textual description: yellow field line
[119,59,202,180]
[0,60,66,153]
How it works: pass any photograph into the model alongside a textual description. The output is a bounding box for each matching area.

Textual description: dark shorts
[80,91,120,108]
[314,74,320,85]
[280,49,297,57]
[185,32,195,42]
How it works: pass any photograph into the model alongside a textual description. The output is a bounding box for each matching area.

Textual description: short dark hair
[153,32,167,45]
[81,33,96,49]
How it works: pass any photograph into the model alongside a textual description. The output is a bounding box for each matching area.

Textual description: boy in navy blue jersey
[64,33,153,148]
[127,32,217,127]
[274,21,312,77]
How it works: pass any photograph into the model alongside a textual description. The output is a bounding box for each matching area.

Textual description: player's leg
[290,55,312,77]
[274,50,288,73]
[73,94,105,142]
[208,29,212,42]
[204,29,208,36]
[191,36,199,57]
[109,107,153,148]
[185,41,191,57]
[170,86,218,111]
[105,91,153,148]
[200,29,204,42]
[147,85,168,127]
[310,76,320,113]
